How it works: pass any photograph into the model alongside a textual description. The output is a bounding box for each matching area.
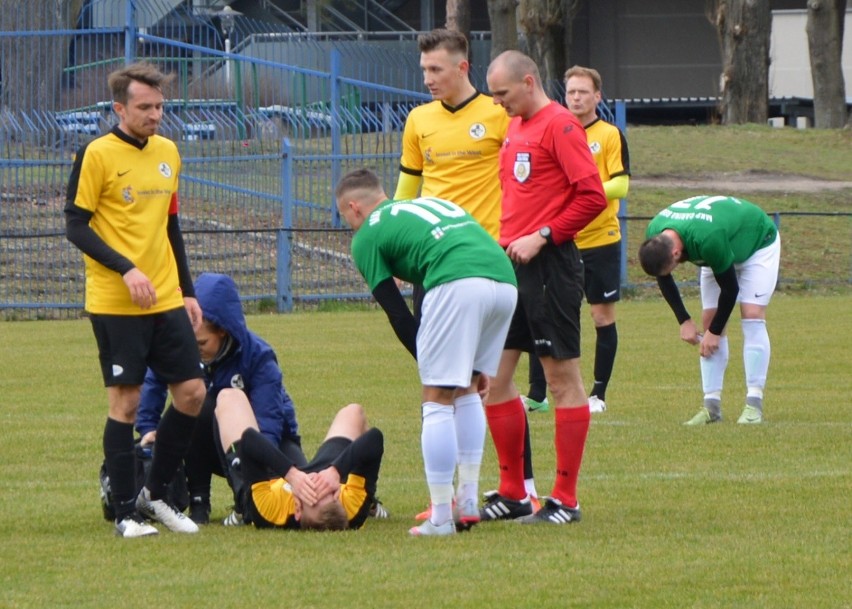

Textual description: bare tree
[0,0,83,112]
[709,0,772,124]
[807,0,848,128]
[517,0,584,98]
[487,0,519,58]
[446,0,472,41]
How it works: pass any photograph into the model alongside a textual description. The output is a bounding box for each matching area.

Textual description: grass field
[1,295,850,609]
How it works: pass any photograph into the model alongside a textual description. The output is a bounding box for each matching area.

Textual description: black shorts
[504,240,584,359]
[305,437,352,473]
[580,241,622,304]
[89,308,203,386]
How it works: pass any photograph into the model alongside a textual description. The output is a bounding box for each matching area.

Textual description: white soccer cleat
[136,487,199,534]
[588,395,607,413]
[115,514,158,538]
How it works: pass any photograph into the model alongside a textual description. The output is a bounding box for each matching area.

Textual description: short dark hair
[638,234,676,276]
[107,61,174,105]
[417,28,469,58]
[334,168,382,200]
[300,501,349,531]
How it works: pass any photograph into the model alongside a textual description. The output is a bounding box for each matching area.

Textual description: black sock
[527,353,547,402]
[103,418,137,521]
[146,408,197,500]
[592,323,618,401]
[523,413,534,480]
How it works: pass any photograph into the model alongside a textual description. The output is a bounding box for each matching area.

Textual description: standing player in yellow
[395,29,542,519]
[65,62,206,538]
[525,66,631,414]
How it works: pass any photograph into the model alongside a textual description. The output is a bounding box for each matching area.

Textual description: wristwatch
[538,226,553,244]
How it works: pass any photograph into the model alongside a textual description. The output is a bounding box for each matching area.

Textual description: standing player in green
[639,195,781,425]
[336,168,517,536]
[395,29,543,518]
[65,62,206,537]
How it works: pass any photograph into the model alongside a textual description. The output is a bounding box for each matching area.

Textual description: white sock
[421,402,456,524]
[742,319,770,394]
[524,479,538,499]
[453,392,485,503]
[700,335,729,396]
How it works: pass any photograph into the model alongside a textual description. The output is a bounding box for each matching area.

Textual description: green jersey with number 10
[645,195,778,274]
[351,197,517,292]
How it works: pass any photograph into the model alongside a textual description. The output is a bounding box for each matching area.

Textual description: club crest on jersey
[469,122,486,139]
[158,162,172,178]
[589,141,601,154]
[122,186,135,204]
[514,153,531,183]
[230,373,245,389]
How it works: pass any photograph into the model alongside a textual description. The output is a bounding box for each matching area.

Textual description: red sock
[485,397,527,501]
[552,405,590,508]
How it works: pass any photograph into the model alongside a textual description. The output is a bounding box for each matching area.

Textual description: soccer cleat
[223,510,245,526]
[369,498,390,519]
[479,493,533,521]
[136,487,199,534]
[415,498,455,521]
[115,513,159,538]
[517,497,581,525]
[683,407,721,426]
[588,395,607,413]
[453,497,480,532]
[408,519,456,536]
[521,395,549,413]
[189,496,210,525]
[737,405,764,424]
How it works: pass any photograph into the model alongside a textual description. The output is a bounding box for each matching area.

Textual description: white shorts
[701,233,780,309]
[417,277,517,388]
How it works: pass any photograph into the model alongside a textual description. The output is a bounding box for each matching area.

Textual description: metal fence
[1,0,440,319]
[1,1,850,320]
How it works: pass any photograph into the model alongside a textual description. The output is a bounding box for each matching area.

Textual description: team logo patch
[469,122,486,139]
[589,141,601,154]
[158,162,172,178]
[513,152,531,183]
[230,373,245,389]
[122,186,135,204]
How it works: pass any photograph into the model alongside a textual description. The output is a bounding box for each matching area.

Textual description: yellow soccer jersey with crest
[69,129,184,315]
[575,118,630,249]
[399,93,509,240]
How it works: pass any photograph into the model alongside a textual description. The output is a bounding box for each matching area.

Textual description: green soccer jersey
[645,195,778,273]
[351,197,516,292]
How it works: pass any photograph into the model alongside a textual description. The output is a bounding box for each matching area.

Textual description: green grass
[2,297,850,609]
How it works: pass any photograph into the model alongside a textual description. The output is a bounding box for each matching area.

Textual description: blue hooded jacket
[136,273,299,445]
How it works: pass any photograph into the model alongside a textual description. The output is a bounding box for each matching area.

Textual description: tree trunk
[0,0,83,112]
[517,0,584,98]
[487,0,519,59]
[711,0,772,124]
[807,0,848,128]
[446,0,472,40]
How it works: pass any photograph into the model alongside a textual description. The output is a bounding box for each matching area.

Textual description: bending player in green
[639,195,780,425]
[336,168,517,536]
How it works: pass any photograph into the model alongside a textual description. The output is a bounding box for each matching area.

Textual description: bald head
[486,51,549,120]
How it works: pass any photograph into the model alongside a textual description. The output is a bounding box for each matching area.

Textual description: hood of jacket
[194,273,250,354]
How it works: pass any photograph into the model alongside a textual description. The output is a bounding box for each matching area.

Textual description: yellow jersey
[68,129,185,315]
[574,118,630,249]
[399,93,509,240]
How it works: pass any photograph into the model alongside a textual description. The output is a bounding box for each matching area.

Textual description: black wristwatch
[538,226,553,244]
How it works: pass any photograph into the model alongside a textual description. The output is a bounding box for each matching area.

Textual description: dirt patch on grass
[632,170,852,193]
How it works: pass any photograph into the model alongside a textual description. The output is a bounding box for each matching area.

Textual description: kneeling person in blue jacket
[136,273,303,524]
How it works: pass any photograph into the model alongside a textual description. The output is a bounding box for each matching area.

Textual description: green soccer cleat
[737,404,764,424]
[683,407,721,426]
[522,395,549,413]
